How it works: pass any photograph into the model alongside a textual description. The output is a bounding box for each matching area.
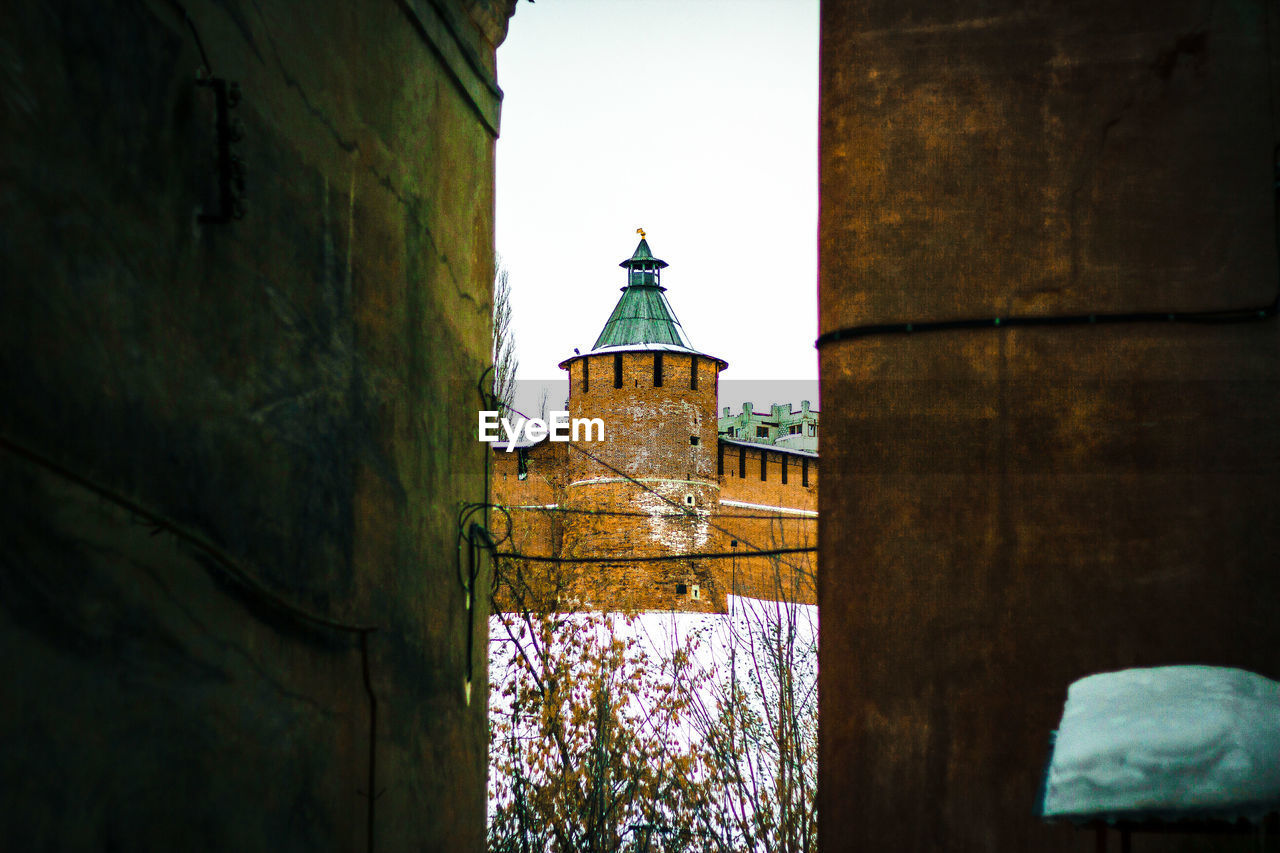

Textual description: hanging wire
[490,546,815,565]
[469,503,815,522]
[815,147,1280,349]
[814,300,1278,348]
[165,0,213,76]
[478,397,817,577]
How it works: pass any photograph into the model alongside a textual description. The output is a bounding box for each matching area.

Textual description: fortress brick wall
[716,441,817,604]
[492,440,567,509]
[562,351,723,611]
[557,478,723,612]
[490,349,816,612]
[719,442,818,507]
[491,441,567,612]
[565,351,720,483]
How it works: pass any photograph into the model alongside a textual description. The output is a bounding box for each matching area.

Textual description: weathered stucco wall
[0,0,514,849]
[820,1,1280,850]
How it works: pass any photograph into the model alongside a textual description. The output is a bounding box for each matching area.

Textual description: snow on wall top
[1041,666,1280,821]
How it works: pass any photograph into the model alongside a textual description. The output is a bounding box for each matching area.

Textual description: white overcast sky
[495,0,819,413]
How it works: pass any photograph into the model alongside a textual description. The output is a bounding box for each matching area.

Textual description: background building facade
[720,400,820,452]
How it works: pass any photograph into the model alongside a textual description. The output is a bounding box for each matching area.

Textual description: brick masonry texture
[492,350,816,613]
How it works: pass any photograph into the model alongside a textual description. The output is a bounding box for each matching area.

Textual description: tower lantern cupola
[560,231,728,367]
[590,233,701,352]
[621,234,669,288]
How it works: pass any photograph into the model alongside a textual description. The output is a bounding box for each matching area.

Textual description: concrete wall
[0,0,514,848]
[820,1,1280,850]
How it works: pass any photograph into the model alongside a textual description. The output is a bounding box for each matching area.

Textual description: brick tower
[557,235,728,611]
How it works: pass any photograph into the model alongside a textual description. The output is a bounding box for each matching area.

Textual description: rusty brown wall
[0,0,514,849]
[820,1,1280,851]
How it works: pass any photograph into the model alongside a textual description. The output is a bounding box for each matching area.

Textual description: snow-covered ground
[487,595,819,845]
[1042,666,1280,821]
[488,595,817,733]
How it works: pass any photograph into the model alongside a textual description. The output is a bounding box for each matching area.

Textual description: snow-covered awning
[1040,666,1280,823]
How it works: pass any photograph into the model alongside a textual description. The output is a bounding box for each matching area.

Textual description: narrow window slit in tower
[582,356,589,393]
[802,456,809,487]
[614,353,622,388]
[761,450,768,481]
[739,447,746,478]
[782,456,788,484]
[690,355,698,389]
[718,441,725,474]
[654,352,663,387]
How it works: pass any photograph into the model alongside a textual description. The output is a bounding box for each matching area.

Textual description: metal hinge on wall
[196,69,245,224]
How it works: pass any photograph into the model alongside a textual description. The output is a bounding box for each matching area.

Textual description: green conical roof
[592,238,691,350]
[592,286,692,349]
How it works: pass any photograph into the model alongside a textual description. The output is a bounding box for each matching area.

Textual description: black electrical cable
[814,300,1278,348]
[484,399,816,574]
[471,503,815,522]
[491,546,814,565]
[0,433,376,634]
[360,631,378,853]
[166,1,213,76]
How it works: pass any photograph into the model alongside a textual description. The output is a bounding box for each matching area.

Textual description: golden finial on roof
[636,227,646,239]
